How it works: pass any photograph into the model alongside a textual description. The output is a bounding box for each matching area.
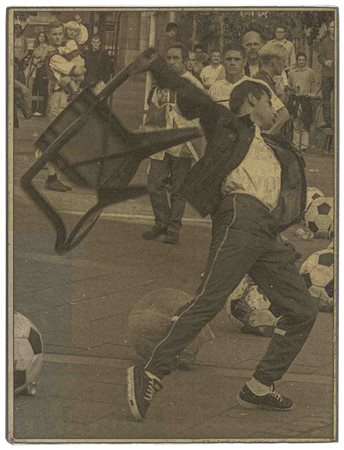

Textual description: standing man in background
[142,44,204,245]
[288,52,319,151]
[40,21,86,192]
[254,43,290,136]
[268,26,296,73]
[200,49,225,90]
[193,44,209,79]
[209,44,289,137]
[242,31,264,77]
[157,22,178,59]
[318,20,335,129]
[84,34,113,89]
[267,26,296,100]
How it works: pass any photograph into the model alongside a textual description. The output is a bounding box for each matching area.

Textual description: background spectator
[73,14,89,49]
[199,49,225,90]
[157,22,178,59]
[318,20,335,128]
[193,44,209,78]
[268,26,296,72]
[84,35,113,88]
[142,44,204,245]
[14,24,28,68]
[288,52,319,151]
[242,31,264,77]
[25,31,49,117]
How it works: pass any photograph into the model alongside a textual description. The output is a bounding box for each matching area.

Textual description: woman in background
[26,31,49,117]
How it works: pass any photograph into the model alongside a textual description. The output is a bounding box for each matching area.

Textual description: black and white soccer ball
[14,312,43,395]
[305,187,324,211]
[227,284,277,337]
[300,249,334,312]
[305,196,333,237]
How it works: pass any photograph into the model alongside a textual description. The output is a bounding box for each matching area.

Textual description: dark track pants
[145,194,318,385]
[321,76,334,124]
[147,154,192,233]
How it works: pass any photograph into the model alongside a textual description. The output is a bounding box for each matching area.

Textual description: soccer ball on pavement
[300,249,334,312]
[228,284,278,337]
[305,196,333,237]
[128,288,214,369]
[306,187,324,211]
[14,312,44,395]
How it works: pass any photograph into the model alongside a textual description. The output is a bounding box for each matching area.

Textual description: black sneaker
[127,365,163,420]
[163,231,179,245]
[238,383,293,411]
[45,177,72,192]
[142,226,167,240]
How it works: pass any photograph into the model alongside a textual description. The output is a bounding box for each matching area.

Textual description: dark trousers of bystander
[147,154,192,234]
[321,76,334,125]
[144,194,318,385]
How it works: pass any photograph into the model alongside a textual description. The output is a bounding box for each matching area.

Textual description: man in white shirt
[268,26,296,72]
[200,49,225,89]
[39,21,86,192]
[288,52,319,150]
[268,26,296,99]
[142,44,204,244]
[209,44,289,136]
[127,73,317,420]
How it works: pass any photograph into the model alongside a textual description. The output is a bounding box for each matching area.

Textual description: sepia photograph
[7,5,337,443]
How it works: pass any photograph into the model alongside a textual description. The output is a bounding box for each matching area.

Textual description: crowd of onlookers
[14,17,114,191]
[156,21,335,152]
[13,16,335,199]
[14,16,113,121]
[140,19,335,245]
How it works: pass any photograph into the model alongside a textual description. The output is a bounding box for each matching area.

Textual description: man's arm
[289,42,296,68]
[50,54,86,76]
[150,56,220,125]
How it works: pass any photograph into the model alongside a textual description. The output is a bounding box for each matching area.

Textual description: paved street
[9,93,336,442]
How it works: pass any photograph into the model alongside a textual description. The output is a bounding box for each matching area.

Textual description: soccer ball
[226,276,250,305]
[306,187,324,211]
[128,288,213,369]
[305,196,333,237]
[228,285,277,337]
[14,312,43,395]
[300,249,334,312]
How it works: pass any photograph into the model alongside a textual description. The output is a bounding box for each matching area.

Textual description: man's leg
[164,155,192,244]
[128,203,261,419]
[238,238,318,408]
[142,155,171,239]
[44,92,72,192]
[321,76,334,126]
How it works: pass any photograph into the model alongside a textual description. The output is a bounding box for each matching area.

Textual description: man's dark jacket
[149,56,306,232]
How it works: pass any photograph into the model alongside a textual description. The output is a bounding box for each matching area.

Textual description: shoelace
[269,390,283,402]
[144,379,161,403]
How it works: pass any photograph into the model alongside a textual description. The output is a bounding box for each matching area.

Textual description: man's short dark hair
[92,34,101,42]
[296,52,307,60]
[223,44,246,59]
[168,43,188,62]
[48,21,64,32]
[229,80,271,113]
[166,22,178,32]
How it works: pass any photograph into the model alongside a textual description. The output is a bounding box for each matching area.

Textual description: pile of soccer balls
[304,187,333,238]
